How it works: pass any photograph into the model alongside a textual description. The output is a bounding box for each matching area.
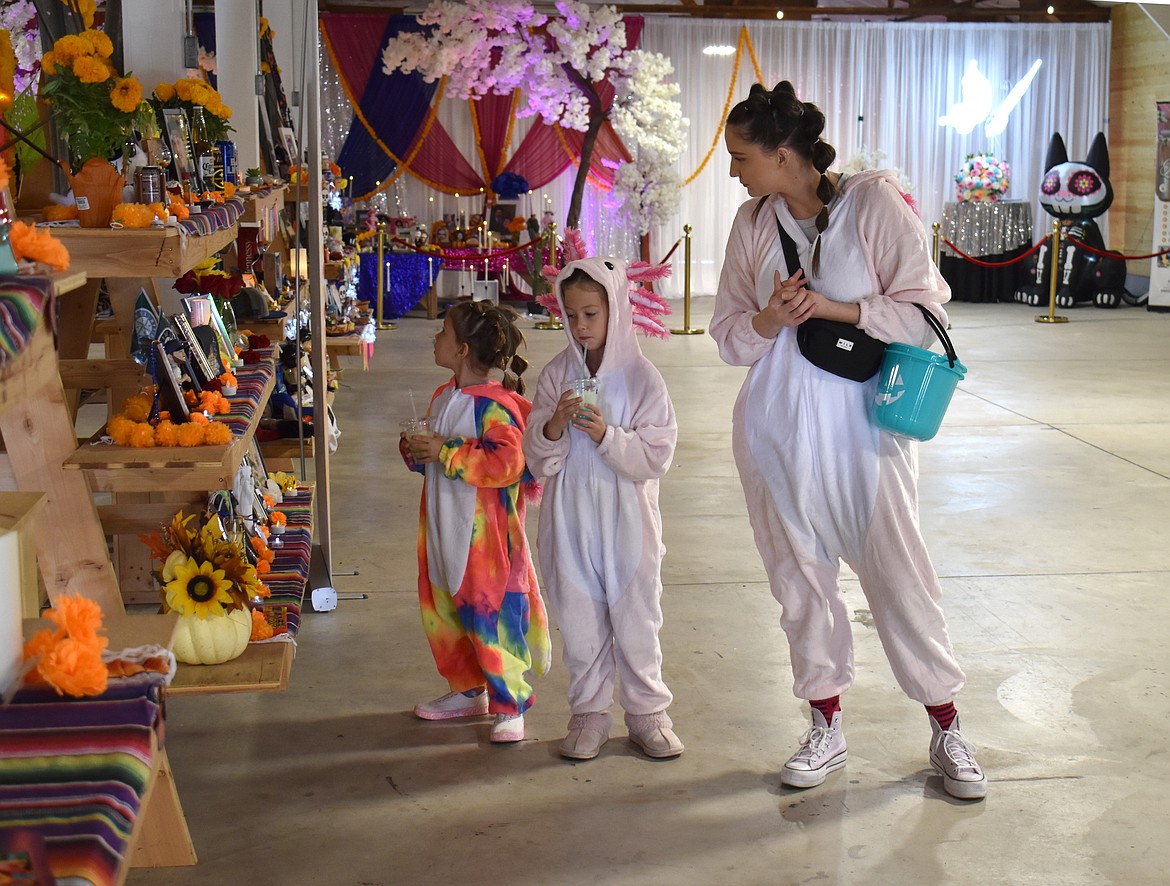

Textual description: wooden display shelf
[63,367,275,493]
[168,640,294,695]
[0,324,58,417]
[49,224,238,279]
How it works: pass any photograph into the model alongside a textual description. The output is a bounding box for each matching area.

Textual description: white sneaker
[491,712,524,743]
[781,709,847,788]
[929,716,987,800]
[413,689,488,721]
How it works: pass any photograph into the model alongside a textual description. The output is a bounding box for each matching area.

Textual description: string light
[776,9,785,20]
[1046,4,1054,12]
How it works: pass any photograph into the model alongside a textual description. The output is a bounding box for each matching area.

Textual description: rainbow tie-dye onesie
[404,379,551,716]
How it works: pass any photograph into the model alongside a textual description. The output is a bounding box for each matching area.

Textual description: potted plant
[39,30,147,226]
[244,167,264,187]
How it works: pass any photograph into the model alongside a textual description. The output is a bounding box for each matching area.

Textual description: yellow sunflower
[164,557,235,618]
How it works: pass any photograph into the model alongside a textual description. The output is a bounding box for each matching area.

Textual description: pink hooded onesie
[710,169,966,706]
[523,257,678,717]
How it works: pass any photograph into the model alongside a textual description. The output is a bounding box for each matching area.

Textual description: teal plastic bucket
[871,306,966,442]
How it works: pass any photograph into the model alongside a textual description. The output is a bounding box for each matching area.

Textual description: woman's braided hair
[729,81,839,274]
[448,300,529,394]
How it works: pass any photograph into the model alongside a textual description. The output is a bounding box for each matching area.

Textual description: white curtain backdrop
[323,19,1109,300]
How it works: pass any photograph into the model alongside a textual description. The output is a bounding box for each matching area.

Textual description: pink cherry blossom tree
[382,0,629,231]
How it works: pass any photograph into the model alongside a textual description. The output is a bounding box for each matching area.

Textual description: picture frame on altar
[160,108,195,189]
[153,340,190,423]
[278,126,299,168]
[172,311,217,388]
[489,202,517,235]
[205,297,237,370]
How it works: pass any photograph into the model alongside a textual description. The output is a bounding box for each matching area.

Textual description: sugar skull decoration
[1015,132,1135,309]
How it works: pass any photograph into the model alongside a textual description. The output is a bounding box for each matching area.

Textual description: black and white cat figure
[1015,132,1134,309]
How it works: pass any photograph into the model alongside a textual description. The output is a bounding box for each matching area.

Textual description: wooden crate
[49,225,238,279]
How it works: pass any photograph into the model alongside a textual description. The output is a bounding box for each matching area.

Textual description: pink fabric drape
[474,92,518,180]
[320,14,390,101]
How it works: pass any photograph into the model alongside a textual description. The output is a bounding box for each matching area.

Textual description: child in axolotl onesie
[522,233,682,761]
[401,300,551,743]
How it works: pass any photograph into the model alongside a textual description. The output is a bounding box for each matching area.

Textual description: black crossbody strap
[776,215,803,278]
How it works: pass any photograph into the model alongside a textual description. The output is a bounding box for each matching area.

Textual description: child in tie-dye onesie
[401,301,551,743]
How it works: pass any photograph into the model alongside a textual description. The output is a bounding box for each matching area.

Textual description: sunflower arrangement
[39,29,148,170]
[140,511,270,620]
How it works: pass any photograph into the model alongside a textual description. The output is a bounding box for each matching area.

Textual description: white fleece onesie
[523,257,678,716]
[710,170,966,706]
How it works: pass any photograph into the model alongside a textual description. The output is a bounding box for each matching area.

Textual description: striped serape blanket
[0,276,52,366]
[255,487,313,639]
[0,673,167,886]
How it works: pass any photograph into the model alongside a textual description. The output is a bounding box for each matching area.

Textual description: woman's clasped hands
[755,269,826,339]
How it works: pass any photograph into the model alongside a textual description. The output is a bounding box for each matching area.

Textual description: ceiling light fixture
[702,45,736,56]
[776,10,786,20]
[1047,4,1055,13]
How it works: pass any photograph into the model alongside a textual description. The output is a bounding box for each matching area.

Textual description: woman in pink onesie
[523,252,682,762]
[711,81,987,800]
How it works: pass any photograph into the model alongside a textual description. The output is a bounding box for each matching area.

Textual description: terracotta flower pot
[63,158,125,228]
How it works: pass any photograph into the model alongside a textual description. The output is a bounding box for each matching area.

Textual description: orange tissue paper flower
[47,595,106,642]
[177,422,206,446]
[9,221,70,270]
[121,393,153,423]
[168,200,190,220]
[250,608,274,641]
[112,202,156,228]
[202,421,233,445]
[43,203,80,221]
[154,419,180,447]
[187,411,209,426]
[23,594,110,697]
[129,423,156,447]
[41,638,109,696]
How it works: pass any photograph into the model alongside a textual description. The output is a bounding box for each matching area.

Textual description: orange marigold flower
[40,637,109,696]
[121,392,153,423]
[177,422,206,446]
[129,423,156,447]
[110,77,142,113]
[52,35,88,65]
[188,411,209,426]
[41,50,57,75]
[168,200,190,220]
[250,608,274,641]
[202,421,234,445]
[112,202,155,228]
[72,54,108,84]
[154,420,180,447]
[79,28,113,59]
[107,414,135,445]
[8,221,70,270]
[223,181,237,198]
[270,511,287,525]
[43,203,79,222]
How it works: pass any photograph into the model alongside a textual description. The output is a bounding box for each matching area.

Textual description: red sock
[810,696,840,723]
[926,701,957,731]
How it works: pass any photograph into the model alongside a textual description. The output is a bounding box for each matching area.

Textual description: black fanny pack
[777,216,886,382]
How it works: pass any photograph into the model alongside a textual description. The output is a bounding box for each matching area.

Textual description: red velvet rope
[656,237,683,265]
[942,237,1047,268]
[1065,237,1170,262]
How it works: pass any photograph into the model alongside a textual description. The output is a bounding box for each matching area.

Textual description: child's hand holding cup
[401,417,438,463]
[565,378,605,442]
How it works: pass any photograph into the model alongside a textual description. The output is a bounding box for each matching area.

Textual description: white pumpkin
[172,608,252,665]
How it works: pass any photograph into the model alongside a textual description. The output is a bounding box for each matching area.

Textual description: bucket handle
[912,303,960,368]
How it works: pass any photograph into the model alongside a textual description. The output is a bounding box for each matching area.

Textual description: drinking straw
[409,389,418,421]
[581,343,587,380]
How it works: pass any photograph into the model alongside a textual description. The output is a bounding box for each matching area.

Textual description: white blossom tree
[381,0,632,230]
[608,49,686,237]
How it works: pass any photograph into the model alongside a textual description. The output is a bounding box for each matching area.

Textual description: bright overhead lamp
[776,9,785,19]
[702,45,736,56]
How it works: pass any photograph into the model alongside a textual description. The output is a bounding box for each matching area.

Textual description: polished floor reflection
[133,299,1170,886]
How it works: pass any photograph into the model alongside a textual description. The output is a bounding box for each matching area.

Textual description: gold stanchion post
[534,223,563,330]
[1036,219,1068,324]
[671,224,703,335]
[931,221,941,266]
[376,222,396,330]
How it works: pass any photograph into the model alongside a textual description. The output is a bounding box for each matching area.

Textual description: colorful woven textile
[175,197,244,237]
[255,487,313,639]
[216,351,274,437]
[0,276,52,365]
[0,674,166,886]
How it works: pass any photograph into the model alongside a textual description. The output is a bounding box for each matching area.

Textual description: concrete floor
[132,298,1170,886]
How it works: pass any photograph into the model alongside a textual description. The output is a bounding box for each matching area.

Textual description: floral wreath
[536,229,672,339]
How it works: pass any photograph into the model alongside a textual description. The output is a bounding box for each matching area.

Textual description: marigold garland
[43,203,80,222]
[111,202,159,228]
